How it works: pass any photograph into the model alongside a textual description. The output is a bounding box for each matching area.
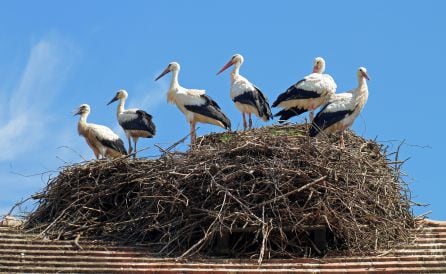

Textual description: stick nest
[25,124,415,261]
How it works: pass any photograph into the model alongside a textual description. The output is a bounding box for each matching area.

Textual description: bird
[272,57,337,122]
[309,67,370,148]
[155,62,231,144]
[216,54,272,130]
[107,89,156,158]
[74,104,127,159]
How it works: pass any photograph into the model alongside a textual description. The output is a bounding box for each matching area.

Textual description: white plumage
[107,89,156,158]
[272,57,337,122]
[310,67,370,148]
[217,54,272,130]
[155,62,231,144]
[74,104,127,159]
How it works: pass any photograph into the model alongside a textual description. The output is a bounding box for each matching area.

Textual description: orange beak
[216,59,234,75]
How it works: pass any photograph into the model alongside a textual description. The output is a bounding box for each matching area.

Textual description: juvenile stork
[272,57,337,122]
[155,62,231,144]
[216,54,272,130]
[74,104,127,159]
[107,89,156,158]
[310,67,370,148]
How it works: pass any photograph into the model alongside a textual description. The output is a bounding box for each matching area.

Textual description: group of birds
[74,55,369,159]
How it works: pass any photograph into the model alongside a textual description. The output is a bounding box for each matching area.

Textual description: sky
[0,1,445,220]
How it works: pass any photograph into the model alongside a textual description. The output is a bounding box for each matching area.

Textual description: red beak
[216,60,234,75]
[312,65,318,73]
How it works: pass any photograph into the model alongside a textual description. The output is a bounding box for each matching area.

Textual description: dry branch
[25,124,415,261]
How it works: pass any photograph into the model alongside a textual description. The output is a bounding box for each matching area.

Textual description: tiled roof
[0,220,445,273]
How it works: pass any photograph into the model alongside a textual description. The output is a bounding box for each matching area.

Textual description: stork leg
[242,112,247,130]
[340,131,345,149]
[309,111,314,122]
[133,138,138,159]
[190,121,196,145]
[127,137,133,155]
[248,113,253,129]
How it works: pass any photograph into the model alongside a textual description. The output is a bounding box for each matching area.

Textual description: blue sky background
[1,1,445,220]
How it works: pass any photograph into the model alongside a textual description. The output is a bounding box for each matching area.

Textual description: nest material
[25,124,415,261]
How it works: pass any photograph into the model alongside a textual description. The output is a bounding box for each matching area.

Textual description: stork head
[74,104,90,116]
[155,62,180,81]
[358,67,370,80]
[107,89,128,105]
[313,57,326,73]
[217,54,244,75]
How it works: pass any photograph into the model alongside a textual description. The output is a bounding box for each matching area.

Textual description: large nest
[25,124,415,261]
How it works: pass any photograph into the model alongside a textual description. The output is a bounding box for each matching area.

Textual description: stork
[155,62,231,144]
[272,57,337,122]
[309,67,370,148]
[74,104,127,159]
[107,89,156,158]
[216,54,272,130]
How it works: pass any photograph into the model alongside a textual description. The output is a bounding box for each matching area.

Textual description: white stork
[272,57,337,122]
[309,67,370,148]
[107,89,156,158]
[216,54,272,130]
[74,104,127,159]
[155,62,231,144]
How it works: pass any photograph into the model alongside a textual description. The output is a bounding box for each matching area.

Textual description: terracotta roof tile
[0,219,445,273]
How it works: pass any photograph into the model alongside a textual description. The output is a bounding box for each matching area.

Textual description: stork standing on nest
[216,54,272,130]
[74,104,127,159]
[107,89,156,158]
[155,62,231,144]
[309,67,370,148]
[272,57,337,122]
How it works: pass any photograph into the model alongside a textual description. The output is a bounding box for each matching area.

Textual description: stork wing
[274,107,307,122]
[233,85,272,120]
[119,110,156,136]
[309,93,354,136]
[272,79,319,107]
[89,124,127,154]
[184,94,231,129]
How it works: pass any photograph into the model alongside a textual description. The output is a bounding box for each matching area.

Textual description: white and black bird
[309,67,370,148]
[272,57,337,122]
[155,62,231,144]
[107,89,156,158]
[74,104,127,159]
[217,54,272,130]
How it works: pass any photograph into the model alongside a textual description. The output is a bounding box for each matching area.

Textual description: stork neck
[117,98,126,115]
[170,69,180,90]
[354,77,369,108]
[319,63,326,74]
[167,70,180,104]
[77,113,88,134]
[79,113,88,124]
[231,62,241,77]
[357,76,368,90]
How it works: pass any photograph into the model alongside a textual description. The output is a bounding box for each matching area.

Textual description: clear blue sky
[1,1,445,220]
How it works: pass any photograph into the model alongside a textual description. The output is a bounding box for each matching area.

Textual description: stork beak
[216,60,233,75]
[362,71,370,80]
[155,67,171,81]
[107,94,119,105]
[312,65,318,73]
[73,108,82,116]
